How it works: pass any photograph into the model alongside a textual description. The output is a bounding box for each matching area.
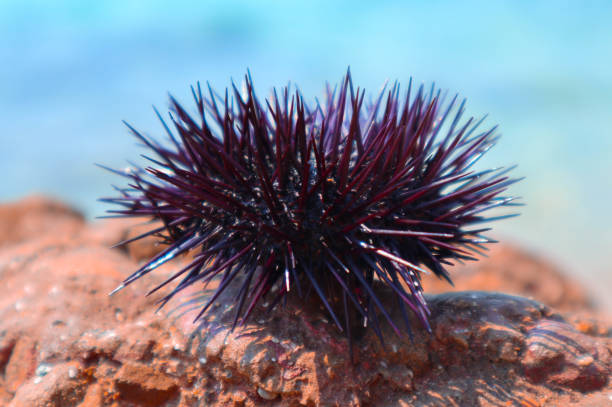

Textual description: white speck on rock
[35,363,53,377]
[102,330,117,339]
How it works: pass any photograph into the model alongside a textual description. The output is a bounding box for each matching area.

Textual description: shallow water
[1,1,611,307]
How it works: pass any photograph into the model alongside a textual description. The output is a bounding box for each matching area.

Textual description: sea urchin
[101,71,521,350]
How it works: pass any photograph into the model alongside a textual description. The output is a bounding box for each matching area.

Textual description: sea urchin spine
[101,71,521,350]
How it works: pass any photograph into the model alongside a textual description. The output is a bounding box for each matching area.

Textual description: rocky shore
[0,196,610,406]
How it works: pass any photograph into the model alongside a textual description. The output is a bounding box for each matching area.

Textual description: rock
[0,196,610,406]
[114,362,179,406]
[0,195,85,248]
[79,383,104,407]
[423,245,593,311]
[120,220,166,263]
[80,218,166,263]
[8,362,88,407]
[521,319,610,392]
[4,336,37,394]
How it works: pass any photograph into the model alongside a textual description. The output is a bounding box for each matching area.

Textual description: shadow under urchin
[100,69,521,355]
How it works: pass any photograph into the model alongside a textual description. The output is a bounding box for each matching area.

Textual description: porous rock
[8,362,88,407]
[0,196,610,406]
[423,244,593,311]
[113,362,179,406]
[0,195,85,248]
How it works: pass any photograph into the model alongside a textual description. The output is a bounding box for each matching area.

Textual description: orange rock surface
[0,196,610,406]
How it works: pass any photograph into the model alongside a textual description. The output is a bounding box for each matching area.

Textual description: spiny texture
[101,71,520,349]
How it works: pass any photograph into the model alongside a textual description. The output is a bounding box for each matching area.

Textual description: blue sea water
[1,1,611,305]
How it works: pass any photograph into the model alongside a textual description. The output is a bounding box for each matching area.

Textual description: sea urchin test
[100,71,521,352]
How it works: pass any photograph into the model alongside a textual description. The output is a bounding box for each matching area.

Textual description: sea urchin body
[101,71,521,350]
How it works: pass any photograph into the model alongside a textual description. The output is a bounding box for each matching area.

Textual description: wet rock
[521,320,610,392]
[72,329,122,363]
[113,325,157,361]
[121,220,166,262]
[257,386,278,400]
[0,332,16,374]
[114,362,179,406]
[0,196,610,406]
[8,362,87,407]
[0,195,85,248]
[79,383,104,407]
[423,245,593,311]
[4,336,37,394]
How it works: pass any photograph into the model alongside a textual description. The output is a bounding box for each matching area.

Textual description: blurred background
[1,1,611,306]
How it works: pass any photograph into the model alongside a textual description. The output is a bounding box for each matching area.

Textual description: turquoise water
[1,1,611,305]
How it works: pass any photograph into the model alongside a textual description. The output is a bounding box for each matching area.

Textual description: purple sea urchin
[101,71,520,351]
